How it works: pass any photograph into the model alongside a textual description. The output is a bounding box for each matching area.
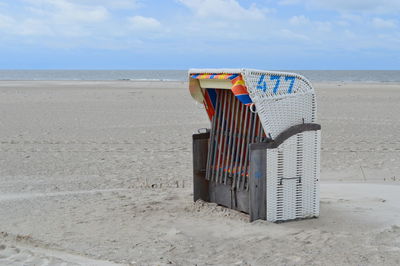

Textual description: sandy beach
[0,80,399,265]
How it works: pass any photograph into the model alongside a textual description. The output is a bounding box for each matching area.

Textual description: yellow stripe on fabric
[217,74,228,79]
[233,79,245,86]
[194,73,238,80]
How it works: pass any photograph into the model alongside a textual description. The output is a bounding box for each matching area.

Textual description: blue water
[0,70,399,82]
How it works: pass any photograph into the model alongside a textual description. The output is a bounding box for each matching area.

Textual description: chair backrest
[242,69,316,140]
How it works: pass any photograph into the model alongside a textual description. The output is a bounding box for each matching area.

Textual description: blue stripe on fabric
[191,74,199,78]
[210,74,216,79]
[207,88,217,108]
[236,94,252,105]
[228,74,239,80]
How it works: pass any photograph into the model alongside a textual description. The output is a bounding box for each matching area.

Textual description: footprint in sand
[0,244,78,265]
[375,225,400,250]
[0,242,122,266]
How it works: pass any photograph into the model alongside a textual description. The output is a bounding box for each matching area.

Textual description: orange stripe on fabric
[199,74,210,79]
[230,74,250,96]
[217,74,228,79]
[232,84,248,95]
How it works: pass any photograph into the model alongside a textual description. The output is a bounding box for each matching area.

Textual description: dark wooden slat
[224,92,236,184]
[249,148,266,222]
[218,90,229,184]
[237,106,249,189]
[209,182,232,209]
[193,132,210,202]
[229,92,241,187]
[206,91,219,181]
[210,91,223,182]
[232,102,244,188]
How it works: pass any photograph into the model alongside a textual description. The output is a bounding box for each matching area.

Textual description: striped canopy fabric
[190,73,253,120]
[190,73,252,105]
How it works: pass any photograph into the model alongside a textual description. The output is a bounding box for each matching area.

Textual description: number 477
[256,75,296,94]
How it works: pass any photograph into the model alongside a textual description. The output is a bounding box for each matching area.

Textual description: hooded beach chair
[190,69,321,222]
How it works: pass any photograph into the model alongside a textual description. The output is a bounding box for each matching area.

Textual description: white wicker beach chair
[190,69,321,222]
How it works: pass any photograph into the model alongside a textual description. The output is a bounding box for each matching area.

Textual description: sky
[0,0,399,69]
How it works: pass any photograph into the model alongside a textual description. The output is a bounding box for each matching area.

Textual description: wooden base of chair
[192,123,321,223]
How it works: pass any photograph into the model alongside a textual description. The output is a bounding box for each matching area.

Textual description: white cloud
[178,0,265,20]
[0,0,166,49]
[339,13,363,23]
[344,29,356,39]
[1,0,399,54]
[25,0,109,23]
[372,17,397,29]
[280,29,310,41]
[18,18,54,35]
[280,0,400,14]
[278,0,301,5]
[0,0,113,38]
[0,14,14,28]
[315,21,332,32]
[0,14,54,36]
[336,20,349,27]
[289,16,331,32]
[289,15,310,26]
[73,0,139,10]
[174,0,270,43]
[128,16,161,31]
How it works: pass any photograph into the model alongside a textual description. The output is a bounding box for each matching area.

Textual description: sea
[0,70,399,83]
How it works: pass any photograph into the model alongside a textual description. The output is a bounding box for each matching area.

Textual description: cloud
[178,0,265,20]
[0,0,114,39]
[279,0,400,14]
[1,0,399,58]
[73,0,139,10]
[128,16,162,31]
[18,18,54,35]
[280,29,310,41]
[289,15,310,26]
[25,0,109,23]
[0,0,165,52]
[173,0,272,44]
[278,0,301,5]
[0,14,14,29]
[315,21,332,32]
[289,15,331,33]
[0,13,54,36]
[371,17,397,29]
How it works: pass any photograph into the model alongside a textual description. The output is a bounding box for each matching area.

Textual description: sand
[0,80,399,265]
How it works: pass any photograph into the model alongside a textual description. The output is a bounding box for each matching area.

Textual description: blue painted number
[270,75,281,94]
[285,76,296,93]
[256,74,267,92]
[257,74,296,94]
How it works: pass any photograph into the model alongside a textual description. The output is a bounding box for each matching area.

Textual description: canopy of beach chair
[189,68,316,140]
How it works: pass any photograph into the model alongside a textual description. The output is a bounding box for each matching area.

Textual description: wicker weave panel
[242,69,316,139]
[266,130,320,222]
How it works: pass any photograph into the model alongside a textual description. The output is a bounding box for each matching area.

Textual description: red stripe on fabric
[203,90,215,120]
